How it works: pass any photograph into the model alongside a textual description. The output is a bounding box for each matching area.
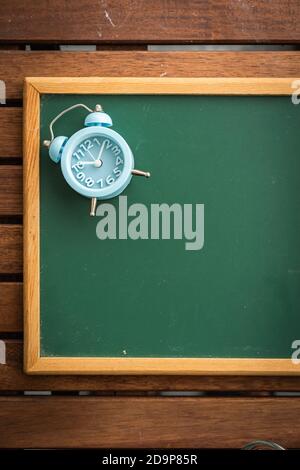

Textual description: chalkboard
[24,77,300,374]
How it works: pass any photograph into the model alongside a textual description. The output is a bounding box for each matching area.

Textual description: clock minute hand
[96,141,106,164]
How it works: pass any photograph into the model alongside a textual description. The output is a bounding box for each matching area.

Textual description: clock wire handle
[46,103,95,143]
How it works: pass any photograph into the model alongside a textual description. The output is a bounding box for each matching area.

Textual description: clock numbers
[103,139,112,150]
[85,177,95,187]
[96,176,114,186]
[72,161,84,172]
[116,156,123,166]
[112,145,121,156]
[75,171,95,187]
[97,169,121,187]
[72,137,124,190]
[106,175,114,185]
[73,149,85,160]
[97,178,104,188]
[79,139,93,151]
[113,167,121,178]
[77,172,85,182]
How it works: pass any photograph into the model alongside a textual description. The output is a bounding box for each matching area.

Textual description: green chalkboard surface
[39,93,300,361]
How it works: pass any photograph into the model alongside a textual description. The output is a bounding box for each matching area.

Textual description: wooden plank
[0,225,22,273]
[0,166,22,215]
[23,80,40,373]
[0,283,22,332]
[0,396,299,448]
[1,52,300,156]
[2,341,300,391]
[1,52,299,156]
[30,76,299,95]
[2,51,300,100]
[0,108,22,157]
[0,0,299,44]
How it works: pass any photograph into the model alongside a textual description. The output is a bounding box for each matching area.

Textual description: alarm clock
[43,103,150,215]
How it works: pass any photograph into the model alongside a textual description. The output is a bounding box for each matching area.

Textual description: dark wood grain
[0,51,297,154]
[0,284,22,332]
[0,45,23,50]
[0,396,299,448]
[0,225,22,273]
[0,108,22,157]
[2,51,300,100]
[0,341,300,391]
[0,0,299,44]
[0,166,22,215]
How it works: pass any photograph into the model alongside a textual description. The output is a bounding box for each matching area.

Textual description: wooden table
[1,0,300,449]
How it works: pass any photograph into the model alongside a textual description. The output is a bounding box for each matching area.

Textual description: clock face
[61,128,134,200]
[71,136,125,191]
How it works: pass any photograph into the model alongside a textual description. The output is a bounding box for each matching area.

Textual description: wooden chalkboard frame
[24,76,300,375]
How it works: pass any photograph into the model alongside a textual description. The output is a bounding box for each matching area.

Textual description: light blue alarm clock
[43,103,150,215]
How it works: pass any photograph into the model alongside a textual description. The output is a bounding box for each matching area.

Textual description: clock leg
[90,197,97,216]
[132,169,151,178]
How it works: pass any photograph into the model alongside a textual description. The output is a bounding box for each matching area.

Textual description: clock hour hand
[81,160,102,168]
